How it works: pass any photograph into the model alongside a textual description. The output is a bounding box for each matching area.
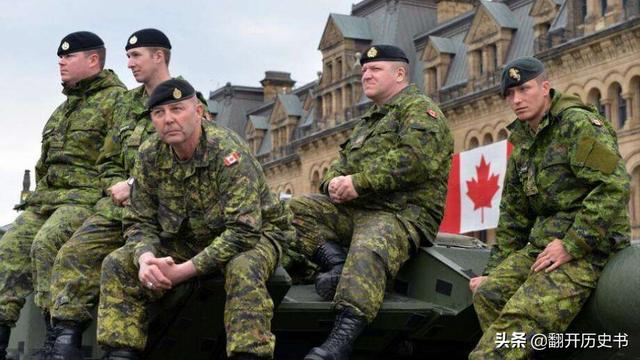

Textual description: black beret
[126,28,171,51]
[360,45,409,65]
[57,31,104,56]
[500,57,545,97]
[148,78,195,109]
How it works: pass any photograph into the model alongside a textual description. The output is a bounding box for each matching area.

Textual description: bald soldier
[96,79,294,360]
[0,32,125,359]
[47,29,210,360]
[468,57,630,359]
[289,45,453,360]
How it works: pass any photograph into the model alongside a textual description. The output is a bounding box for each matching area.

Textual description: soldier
[46,29,209,359]
[289,45,453,360]
[468,57,630,359]
[0,31,125,359]
[95,79,294,360]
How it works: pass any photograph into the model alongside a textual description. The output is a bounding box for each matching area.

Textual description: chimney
[260,71,296,102]
[436,0,475,24]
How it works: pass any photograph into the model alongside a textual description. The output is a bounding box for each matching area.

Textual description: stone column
[602,98,612,123]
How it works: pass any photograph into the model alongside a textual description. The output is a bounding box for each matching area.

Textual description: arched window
[483,133,494,145]
[631,76,640,125]
[600,0,608,15]
[468,136,480,149]
[617,86,627,128]
[497,129,509,141]
[310,170,321,192]
[631,166,640,227]
[588,88,605,116]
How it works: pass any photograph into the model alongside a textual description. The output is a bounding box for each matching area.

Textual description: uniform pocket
[157,199,185,235]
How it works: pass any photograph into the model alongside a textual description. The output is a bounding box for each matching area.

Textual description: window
[588,88,605,115]
[600,0,608,15]
[477,50,484,75]
[427,68,437,93]
[617,87,627,128]
[469,136,480,149]
[498,129,509,141]
[579,0,587,23]
[489,45,498,72]
[325,62,333,84]
[483,133,494,145]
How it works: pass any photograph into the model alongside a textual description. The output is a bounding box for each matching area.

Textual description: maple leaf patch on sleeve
[223,151,241,167]
[465,156,500,223]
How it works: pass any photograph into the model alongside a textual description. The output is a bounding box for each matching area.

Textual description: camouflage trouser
[0,205,92,325]
[470,244,600,360]
[289,194,412,322]
[97,237,278,358]
[50,198,124,323]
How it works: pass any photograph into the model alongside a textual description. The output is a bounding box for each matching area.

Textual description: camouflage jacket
[321,84,453,248]
[98,80,210,193]
[97,84,155,193]
[485,90,631,274]
[28,69,126,211]
[124,121,294,274]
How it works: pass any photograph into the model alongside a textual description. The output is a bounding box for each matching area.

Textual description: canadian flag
[439,140,514,234]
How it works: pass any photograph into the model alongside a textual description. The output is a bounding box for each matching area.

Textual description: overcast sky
[0,0,354,225]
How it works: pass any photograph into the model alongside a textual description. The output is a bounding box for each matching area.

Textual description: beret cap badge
[367,47,378,58]
[509,68,521,81]
[173,88,182,100]
[129,36,138,45]
[61,41,70,51]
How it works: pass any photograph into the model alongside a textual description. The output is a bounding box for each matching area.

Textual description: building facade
[209,0,640,240]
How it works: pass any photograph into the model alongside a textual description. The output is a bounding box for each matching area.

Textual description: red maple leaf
[466,156,500,223]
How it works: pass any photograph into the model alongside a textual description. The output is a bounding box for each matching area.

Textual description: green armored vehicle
[2,228,638,360]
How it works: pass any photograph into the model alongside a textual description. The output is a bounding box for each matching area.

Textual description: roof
[257,127,272,156]
[248,115,268,130]
[430,36,458,54]
[442,32,469,89]
[278,94,303,117]
[329,13,373,40]
[435,0,535,91]
[208,84,265,137]
[482,0,518,29]
[504,2,535,61]
[359,1,438,87]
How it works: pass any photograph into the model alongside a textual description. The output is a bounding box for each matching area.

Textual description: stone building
[209,0,640,240]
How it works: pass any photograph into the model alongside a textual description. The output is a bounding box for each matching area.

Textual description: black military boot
[304,309,367,360]
[50,321,84,360]
[102,349,140,360]
[0,325,10,360]
[313,242,347,300]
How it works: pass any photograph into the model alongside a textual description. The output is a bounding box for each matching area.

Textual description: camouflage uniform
[97,121,294,358]
[50,83,211,324]
[49,85,154,323]
[289,84,453,322]
[470,90,631,360]
[0,70,125,325]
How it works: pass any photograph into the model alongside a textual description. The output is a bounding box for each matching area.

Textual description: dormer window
[464,1,517,81]
[421,36,458,95]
